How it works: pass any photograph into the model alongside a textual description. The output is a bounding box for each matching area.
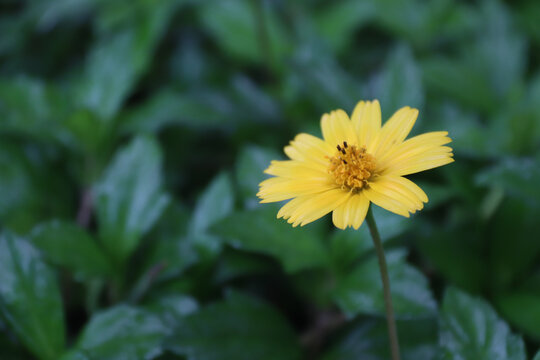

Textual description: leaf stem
[366,208,401,360]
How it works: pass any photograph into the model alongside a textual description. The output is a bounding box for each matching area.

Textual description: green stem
[366,208,401,360]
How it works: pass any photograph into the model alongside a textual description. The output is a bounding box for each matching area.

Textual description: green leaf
[334,250,436,319]
[198,0,290,68]
[235,145,280,208]
[329,227,371,273]
[142,203,198,281]
[0,318,34,360]
[322,317,438,360]
[214,248,275,284]
[188,172,235,256]
[422,58,495,114]
[0,232,65,360]
[439,287,526,360]
[314,1,376,53]
[75,1,177,120]
[0,78,70,144]
[290,48,361,111]
[30,221,112,279]
[373,0,474,48]
[212,207,328,273]
[121,89,238,134]
[0,142,73,232]
[0,142,42,230]
[372,45,424,120]
[495,291,540,340]
[476,156,540,204]
[415,225,488,293]
[473,0,526,99]
[534,350,540,360]
[95,135,169,262]
[486,197,540,288]
[166,292,302,360]
[0,78,110,153]
[144,295,198,329]
[65,305,168,360]
[190,172,235,234]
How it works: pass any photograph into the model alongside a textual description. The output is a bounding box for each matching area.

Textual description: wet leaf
[334,250,436,319]
[439,287,526,360]
[212,207,328,273]
[166,292,302,360]
[30,220,112,279]
[0,232,65,360]
[95,135,169,262]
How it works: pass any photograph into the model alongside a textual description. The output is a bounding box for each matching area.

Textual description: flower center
[328,141,376,191]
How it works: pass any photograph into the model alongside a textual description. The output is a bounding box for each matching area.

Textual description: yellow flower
[257,100,454,229]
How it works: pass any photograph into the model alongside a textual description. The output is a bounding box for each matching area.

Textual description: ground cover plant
[1,0,540,359]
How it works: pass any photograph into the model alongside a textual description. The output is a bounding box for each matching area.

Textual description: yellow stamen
[328,142,376,191]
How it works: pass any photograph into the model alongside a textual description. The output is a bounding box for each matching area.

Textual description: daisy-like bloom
[257,100,454,229]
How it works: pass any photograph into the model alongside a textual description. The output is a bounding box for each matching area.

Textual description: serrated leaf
[212,207,328,273]
[30,221,112,279]
[0,232,65,360]
[66,306,168,360]
[334,250,436,319]
[166,292,302,360]
[95,135,169,262]
[322,317,438,360]
[439,287,526,360]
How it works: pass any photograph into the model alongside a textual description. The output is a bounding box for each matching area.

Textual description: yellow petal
[264,160,328,179]
[363,186,411,217]
[284,133,334,167]
[277,188,350,227]
[377,131,451,168]
[370,176,427,211]
[390,156,454,176]
[351,100,381,149]
[258,177,335,203]
[371,106,418,157]
[321,110,357,148]
[385,176,428,203]
[332,194,370,229]
[383,150,454,176]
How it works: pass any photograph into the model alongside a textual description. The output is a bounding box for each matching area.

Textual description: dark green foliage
[1,0,540,359]
[0,233,65,360]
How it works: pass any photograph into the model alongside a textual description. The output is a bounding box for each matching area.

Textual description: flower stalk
[366,207,401,360]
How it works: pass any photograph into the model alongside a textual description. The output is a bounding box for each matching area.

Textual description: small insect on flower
[257,100,454,229]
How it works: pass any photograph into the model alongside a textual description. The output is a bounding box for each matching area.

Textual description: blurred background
[1,0,540,359]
